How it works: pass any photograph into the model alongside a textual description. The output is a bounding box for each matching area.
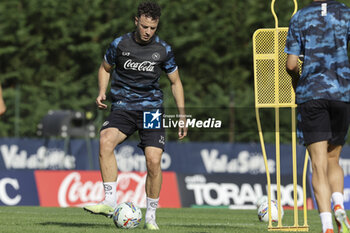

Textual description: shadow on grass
[40,222,111,228]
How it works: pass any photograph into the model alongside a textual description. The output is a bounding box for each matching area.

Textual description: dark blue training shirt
[104,32,178,111]
[285,0,350,104]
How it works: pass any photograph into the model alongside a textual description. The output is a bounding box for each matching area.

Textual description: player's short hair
[137,1,161,20]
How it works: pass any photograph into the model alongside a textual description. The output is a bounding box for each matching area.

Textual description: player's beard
[135,30,151,44]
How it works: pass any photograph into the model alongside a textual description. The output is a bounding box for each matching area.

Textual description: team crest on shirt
[152,52,160,61]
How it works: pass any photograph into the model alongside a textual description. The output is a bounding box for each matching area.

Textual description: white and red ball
[257,198,284,222]
[113,202,142,229]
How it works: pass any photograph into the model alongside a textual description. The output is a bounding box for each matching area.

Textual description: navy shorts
[100,109,165,150]
[297,99,350,146]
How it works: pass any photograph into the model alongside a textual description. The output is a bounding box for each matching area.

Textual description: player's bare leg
[328,144,350,233]
[308,141,331,212]
[99,128,127,182]
[328,145,343,195]
[84,128,127,217]
[308,141,333,232]
[144,146,163,230]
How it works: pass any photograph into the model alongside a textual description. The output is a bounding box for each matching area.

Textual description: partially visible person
[285,1,350,233]
[0,84,6,115]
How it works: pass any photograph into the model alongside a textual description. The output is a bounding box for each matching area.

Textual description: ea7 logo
[143,110,161,129]
[0,178,21,205]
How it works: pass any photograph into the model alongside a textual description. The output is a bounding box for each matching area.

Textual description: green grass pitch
[0,206,339,233]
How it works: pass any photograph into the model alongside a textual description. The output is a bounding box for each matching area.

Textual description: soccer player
[285,1,350,233]
[0,84,6,116]
[83,1,187,230]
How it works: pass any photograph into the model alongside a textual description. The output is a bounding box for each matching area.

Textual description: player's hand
[178,116,187,139]
[96,94,107,109]
[0,100,6,116]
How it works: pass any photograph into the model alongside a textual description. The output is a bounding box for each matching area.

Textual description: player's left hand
[96,94,107,109]
[178,117,187,139]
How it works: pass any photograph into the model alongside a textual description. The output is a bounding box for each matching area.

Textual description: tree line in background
[0,0,349,143]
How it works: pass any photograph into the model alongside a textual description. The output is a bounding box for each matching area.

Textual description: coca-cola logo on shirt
[123,59,156,72]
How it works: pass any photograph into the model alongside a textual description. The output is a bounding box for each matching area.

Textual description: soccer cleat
[324,229,334,233]
[144,222,159,230]
[334,205,350,233]
[83,203,115,218]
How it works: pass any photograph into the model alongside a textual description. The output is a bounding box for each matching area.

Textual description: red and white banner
[34,170,181,208]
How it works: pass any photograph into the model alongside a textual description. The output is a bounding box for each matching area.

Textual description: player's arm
[286,54,300,91]
[96,60,113,109]
[0,83,6,115]
[167,69,187,139]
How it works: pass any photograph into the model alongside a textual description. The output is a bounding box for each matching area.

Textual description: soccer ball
[113,202,142,229]
[257,199,284,222]
[256,195,268,208]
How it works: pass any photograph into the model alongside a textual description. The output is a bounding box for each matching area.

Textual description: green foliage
[0,0,349,143]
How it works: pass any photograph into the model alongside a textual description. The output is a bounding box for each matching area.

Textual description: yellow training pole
[271,0,283,226]
[256,107,273,228]
[303,151,309,227]
[292,106,299,227]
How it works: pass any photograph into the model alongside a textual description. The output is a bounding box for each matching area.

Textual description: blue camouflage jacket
[285,0,350,104]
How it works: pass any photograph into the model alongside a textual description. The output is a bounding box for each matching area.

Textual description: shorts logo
[143,109,162,129]
[152,52,160,61]
[159,136,165,145]
[102,121,109,127]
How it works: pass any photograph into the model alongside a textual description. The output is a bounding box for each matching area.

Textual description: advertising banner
[165,143,310,175]
[176,173,313,209]
[0,138,97,170]
[344,176,350,210]
[0,171,39,206]
[0,138,325,176]
[34,170,181,208]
